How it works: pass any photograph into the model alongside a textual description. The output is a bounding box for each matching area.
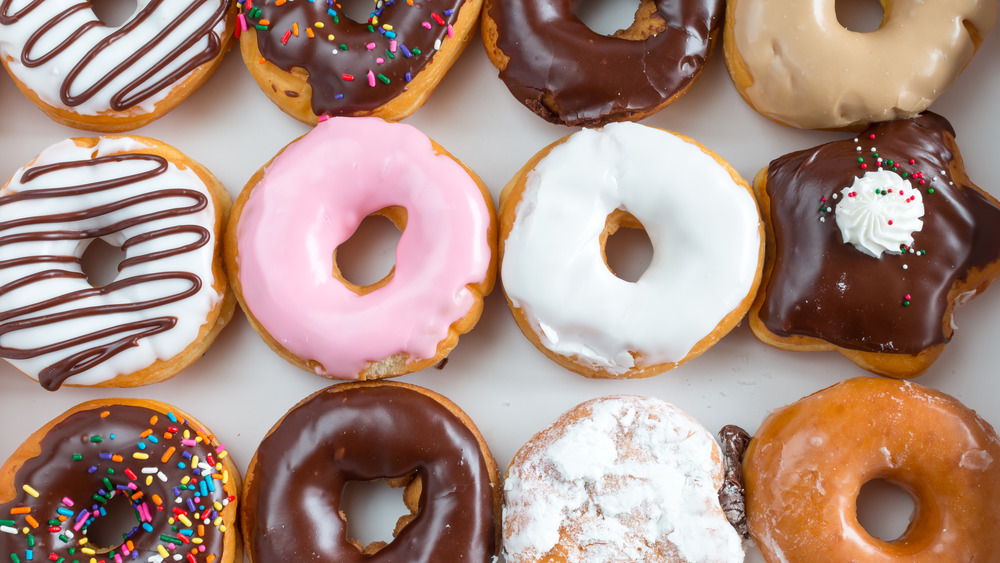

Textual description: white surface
[1,10,1000,562]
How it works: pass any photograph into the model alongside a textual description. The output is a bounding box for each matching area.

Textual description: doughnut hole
[576,0,667,40]
[339,0,380,25]
[333,206,406,295]
[855,478,919,542]
[340,473,422,555]
[81,238,126,288]
[90,0,138,27]
[600,208,653,283]
[835,0,888,33]
[83,493,139,553]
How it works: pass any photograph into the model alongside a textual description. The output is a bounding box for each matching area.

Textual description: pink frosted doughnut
[226,117,496,380]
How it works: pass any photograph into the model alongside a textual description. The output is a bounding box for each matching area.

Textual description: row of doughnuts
[2,376,997,561]
[1,0,994,129]
[2,111,1000,389]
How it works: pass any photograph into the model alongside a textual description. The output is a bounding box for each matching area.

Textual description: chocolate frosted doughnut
[242,381,501,562]
[0,399,242,563]
[238,0,483,123]
[482,0,724,126]
[750,112,1000,377]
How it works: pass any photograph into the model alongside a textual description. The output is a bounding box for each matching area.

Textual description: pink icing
[235,117,493,378]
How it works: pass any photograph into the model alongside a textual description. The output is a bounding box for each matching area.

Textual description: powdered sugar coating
[503,395,744,563]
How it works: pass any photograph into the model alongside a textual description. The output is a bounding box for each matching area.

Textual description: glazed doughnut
[749,113,1000,378]
[238,0,482,124]
[0,136,234,390]
[724,0,997,130]
[226,116,496,380]
[499,122,762,378]
[0,398,242,563]
[482,0,724,126]
[744,377,1000,562]
[0,0,236,132]
[503,395,743,562]
[242,381,501,561]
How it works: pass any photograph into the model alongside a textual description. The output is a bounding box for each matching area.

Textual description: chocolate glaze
[243,0,469,116]
[486,0,723,126]
[0,0,230,111]
[244,383,498,562]
[718,424,750,538]
[0,403,236,562]
[0,153,211,390]
[759,113,1000,354]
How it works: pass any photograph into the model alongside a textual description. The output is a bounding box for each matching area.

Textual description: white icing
[0,137,221,386]
[501,122,761,374]
[0,0,229,116]
[835,170,925,258]
[503,396,744,563]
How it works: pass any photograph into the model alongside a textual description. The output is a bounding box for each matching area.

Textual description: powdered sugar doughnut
[0,0,236,131]
[503,395,744,562]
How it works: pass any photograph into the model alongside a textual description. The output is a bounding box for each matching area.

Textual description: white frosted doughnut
[0,136,232,390]
[0,0,234,131]
[499,122,762,378]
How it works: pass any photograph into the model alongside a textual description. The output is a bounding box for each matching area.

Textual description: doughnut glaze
[0,399,241,563]
[0,136,233,390]
[242,381,500,561]
[750,113,1000,377]
[228,116,495,379]
[0,0,235,131]
[724,0,998,129]
[482,0,724,126]
[744,377,1000,562]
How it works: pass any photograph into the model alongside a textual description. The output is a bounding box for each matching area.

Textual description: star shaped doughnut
[749,113,1000,378]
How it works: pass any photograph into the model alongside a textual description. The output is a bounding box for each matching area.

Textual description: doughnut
[242,381,501,561]
[499,122,762,378]
[749,112,1000,378]
[743,377,1000,562]
[0,0,237,132]
[502,395,743,562]
[0,136,234,391]
[226,116,496,380]
[482,0,724,126]
[238,0,482,124]
[0,398,242,563]
[723,0,997,130]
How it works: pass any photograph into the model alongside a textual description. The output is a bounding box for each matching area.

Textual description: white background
[1,2,999,561]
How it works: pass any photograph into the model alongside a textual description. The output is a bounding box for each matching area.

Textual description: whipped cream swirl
[836,170,924,258]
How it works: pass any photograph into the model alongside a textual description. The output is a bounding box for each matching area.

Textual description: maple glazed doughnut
[744,377,1000,562]
[499,122,762,378]
[749,113,1000,378]
[724,0,998,130]
[242,381,501,561]
[0,398,242,563]
[482,0,724,126]
[226,116,496,380]
[0,0,237,132]
[503,395,743,562]
[0,136,234,391]
[238,0,482,124]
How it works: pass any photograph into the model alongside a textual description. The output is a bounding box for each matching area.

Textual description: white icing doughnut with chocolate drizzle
[0,136,234,390]
[0,0,235,131]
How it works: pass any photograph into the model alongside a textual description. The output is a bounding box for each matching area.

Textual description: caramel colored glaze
[484,0,723,126]
[242,0,468,116]
[744,377,1000,562]
[755,113,1000,356]
[0,401,240,562]
[243,382,499,562]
